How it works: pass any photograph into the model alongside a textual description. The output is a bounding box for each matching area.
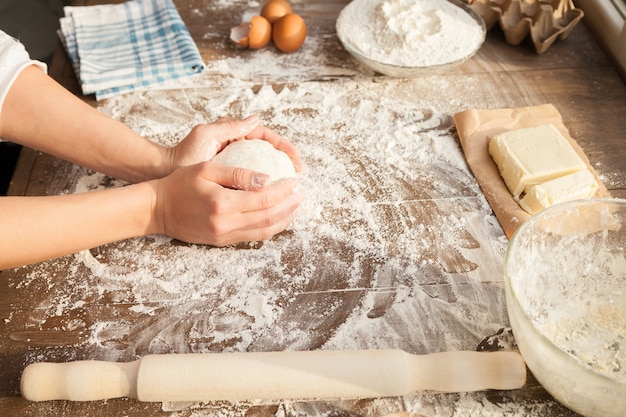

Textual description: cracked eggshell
[261,0,292,24]
[230,15,272,49]
[272,13,307,53]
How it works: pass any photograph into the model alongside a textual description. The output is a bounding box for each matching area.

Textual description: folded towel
[59,0,204,100]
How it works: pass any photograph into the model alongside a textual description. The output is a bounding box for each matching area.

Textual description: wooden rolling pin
[21,350,526,402]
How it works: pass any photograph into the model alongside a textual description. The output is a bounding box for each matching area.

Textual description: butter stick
[519,170,598,214]
[488,124,587,199]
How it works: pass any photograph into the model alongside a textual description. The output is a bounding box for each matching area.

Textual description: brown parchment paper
[453,103,611,239]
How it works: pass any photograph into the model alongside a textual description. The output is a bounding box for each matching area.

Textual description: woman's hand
[153,115,306,245]
[169,115,305,175]
[0,58,306,268]
[151,161,305,246]
[0,159,304,269]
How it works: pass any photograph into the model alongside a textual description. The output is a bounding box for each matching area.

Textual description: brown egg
[230,15,272,49]
[272,13,307,53]
[260,0,292,24]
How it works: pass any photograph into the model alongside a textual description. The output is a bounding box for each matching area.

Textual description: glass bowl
[505,198,626,417]
[336,0,486,77]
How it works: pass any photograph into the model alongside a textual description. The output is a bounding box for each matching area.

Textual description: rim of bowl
[505,197,626,385]
[336,0,487,75]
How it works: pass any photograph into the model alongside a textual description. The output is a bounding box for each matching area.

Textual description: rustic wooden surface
[2,0,625,416]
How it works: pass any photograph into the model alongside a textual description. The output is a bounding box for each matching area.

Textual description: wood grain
[2,1,624,416]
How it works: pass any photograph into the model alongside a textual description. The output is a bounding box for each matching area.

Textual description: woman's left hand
[168,115,305,176]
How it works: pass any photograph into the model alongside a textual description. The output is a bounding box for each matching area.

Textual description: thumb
[203,162,271,191]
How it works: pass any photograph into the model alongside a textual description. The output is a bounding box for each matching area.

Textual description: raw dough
[211,139,297,183]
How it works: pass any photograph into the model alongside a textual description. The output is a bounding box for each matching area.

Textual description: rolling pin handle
[21,359,141,401]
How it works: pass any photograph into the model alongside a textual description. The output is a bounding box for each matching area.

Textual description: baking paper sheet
[453,103,611,238]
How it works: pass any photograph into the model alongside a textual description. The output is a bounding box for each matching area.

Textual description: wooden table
[2,1,625,416]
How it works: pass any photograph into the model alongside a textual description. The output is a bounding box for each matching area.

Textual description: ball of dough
[211,139,297,183]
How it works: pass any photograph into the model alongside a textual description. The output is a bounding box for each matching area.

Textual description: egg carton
[470,0,584,53]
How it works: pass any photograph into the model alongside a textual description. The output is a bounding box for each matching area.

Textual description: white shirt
[0,30,47,115]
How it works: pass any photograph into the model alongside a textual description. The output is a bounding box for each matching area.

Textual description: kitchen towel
[59,0,204,100]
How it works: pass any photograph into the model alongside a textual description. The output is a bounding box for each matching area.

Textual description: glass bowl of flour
[336,0,486,77]
[505,198,626,417]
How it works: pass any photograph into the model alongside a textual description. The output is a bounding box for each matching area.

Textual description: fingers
[213,115,305,172]
[164,115,307,247]
[217,114,260,141]
[177,115,305,173]
[196,115,261,156]
[202,162,299,207]
[237,178,302,214]
[211,186,306,247]
[244,124,306,172]
[194,162,305,244]
[205,163,272,191]
[163,161,304,245]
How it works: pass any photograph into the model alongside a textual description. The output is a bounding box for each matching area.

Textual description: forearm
[0,66,173,183]
[0,182,160,270]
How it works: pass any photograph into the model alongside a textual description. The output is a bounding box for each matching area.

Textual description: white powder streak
[70,80,512,360]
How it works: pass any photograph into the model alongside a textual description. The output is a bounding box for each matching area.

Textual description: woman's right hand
[150,161,305,246]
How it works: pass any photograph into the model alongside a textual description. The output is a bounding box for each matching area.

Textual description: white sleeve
[0,30,48,115]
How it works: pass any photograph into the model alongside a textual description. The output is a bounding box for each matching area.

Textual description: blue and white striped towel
[59,0,204,100]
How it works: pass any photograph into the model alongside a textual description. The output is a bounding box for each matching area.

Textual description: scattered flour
[7,6,571,415]
[74,79,513,358]
[12,79,532,415]
[337,0,484,67]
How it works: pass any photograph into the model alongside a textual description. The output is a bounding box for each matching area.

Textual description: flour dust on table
[10,79,548,416]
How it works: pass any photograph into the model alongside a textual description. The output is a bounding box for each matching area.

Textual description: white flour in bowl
[509,209,626,385]
[337,0,485,67]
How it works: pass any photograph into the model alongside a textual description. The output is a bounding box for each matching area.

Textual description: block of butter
[519,170,598,214]
[489,124,588,198]
[489,123,597,214]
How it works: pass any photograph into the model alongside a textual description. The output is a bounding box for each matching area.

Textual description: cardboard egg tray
[470,0,584,53]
